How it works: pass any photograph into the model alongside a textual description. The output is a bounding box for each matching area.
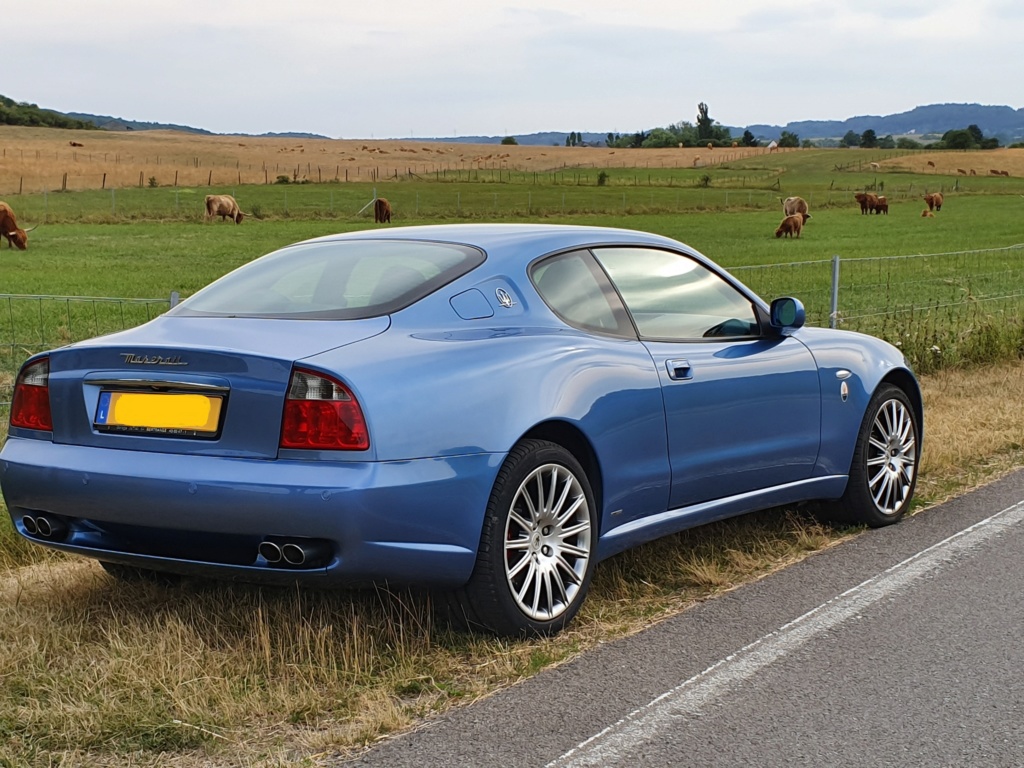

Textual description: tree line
[0,95,97,130]
[589,104,1006,151]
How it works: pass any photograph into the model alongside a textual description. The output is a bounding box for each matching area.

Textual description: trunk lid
[46,316,389,458]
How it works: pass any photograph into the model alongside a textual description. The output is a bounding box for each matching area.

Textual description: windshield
[170,239,485,320]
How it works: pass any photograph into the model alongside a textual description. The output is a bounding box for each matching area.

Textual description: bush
[274,175,290,184]
[500,136,518,145]
[147,177,158,188]
[597,171,609,186]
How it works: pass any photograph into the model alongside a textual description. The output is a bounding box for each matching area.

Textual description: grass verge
[1,360,1022,767]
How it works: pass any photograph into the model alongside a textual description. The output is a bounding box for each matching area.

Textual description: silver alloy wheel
[504,463,592,622]
[866,397,917,515]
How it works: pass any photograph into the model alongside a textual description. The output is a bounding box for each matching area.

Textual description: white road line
[549,500,1024,768]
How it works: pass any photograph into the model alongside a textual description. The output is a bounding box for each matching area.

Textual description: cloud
[2,0,1021,137]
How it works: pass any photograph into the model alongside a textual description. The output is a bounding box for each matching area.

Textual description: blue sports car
[1,224,921,636]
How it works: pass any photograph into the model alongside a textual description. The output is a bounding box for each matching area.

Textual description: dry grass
[883,148,1024,177]
[915,359,1024,500]
[0,362,1021,767]
[0,125,769,195]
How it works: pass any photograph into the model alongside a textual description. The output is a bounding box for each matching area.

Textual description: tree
[778,131,800,148]
[500,136,518,145]
[860,129,878,148]
[641,128,680,148]
[878,134,896,149]
[741,130,758,147]
[941,129,975,149]
[802,139,816,148]
[896,137,923,149]
[696,102,713,141]
[966,124,984,145]
[840,130,860,148]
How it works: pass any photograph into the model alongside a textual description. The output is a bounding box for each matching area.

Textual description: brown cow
[957,168,967,175]
[922,209,934,218]
[0,201,37,249]
[854,192,879,214]
[775,212,809,238]
[1000,170,1010,177]
[970,169,977,175]
[782,196,810,218]
[373,197,392,223]
[927,160,935,168]
[923,192,943,211]
[204,194,245,223]
[990,169,1002,176]
[873,196,889,215]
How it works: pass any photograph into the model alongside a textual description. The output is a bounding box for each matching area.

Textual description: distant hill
[65,112,214,134]
[409,132,608,147]
[65,111,330,140]
[743,103,1024,142]
[7,96,1024,145]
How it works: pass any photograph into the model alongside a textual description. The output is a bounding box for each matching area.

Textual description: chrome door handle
[666,359,692,380]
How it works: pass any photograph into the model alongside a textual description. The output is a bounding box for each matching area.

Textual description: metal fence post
[830,254,841,328]
[169,291,180,309]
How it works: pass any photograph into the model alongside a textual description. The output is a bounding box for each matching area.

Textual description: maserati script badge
[121,353,188,366]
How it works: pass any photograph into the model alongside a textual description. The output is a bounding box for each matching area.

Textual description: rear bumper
[0,436,504,587]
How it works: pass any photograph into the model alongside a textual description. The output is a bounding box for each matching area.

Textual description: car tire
[827,384,920,528]
[446,439,598,637]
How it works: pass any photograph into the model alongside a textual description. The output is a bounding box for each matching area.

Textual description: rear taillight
[280,368,369,450]
[10,357,53,431]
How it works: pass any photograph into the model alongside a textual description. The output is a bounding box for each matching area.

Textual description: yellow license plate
[96,391,223,434]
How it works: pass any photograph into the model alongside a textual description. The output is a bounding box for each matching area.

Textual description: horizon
[5,1,1022,139]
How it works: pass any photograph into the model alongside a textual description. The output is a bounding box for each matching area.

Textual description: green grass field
[1,148,1024,767]
[2,165,1023,388]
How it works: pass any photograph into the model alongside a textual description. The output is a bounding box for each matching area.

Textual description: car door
[593,246,822,509]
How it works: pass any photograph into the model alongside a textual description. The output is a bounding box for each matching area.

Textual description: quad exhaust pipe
[258,538,332,568]
[21,513,69,541]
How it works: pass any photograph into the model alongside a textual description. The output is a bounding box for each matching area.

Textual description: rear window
[170,240,485,319]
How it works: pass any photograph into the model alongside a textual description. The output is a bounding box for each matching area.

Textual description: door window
[594,247,759,340]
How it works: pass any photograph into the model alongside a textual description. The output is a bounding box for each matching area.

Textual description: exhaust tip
[281,543,306,566]
[25,514,68,541]
[258,540,283,564]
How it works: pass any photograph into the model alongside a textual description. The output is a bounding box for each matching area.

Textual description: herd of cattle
[775,189,946,238]
[0,193,395,250]
[0,183,956,250]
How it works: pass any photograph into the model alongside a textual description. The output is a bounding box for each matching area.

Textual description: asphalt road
[343,469,1024,767]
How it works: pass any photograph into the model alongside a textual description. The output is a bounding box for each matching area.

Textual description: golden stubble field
[0,125,773,195]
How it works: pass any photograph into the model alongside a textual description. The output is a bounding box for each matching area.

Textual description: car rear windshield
[169,239,486,319]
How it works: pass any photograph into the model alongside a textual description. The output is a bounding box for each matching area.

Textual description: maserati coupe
[1,224,922,636]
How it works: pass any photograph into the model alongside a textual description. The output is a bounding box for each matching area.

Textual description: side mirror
[769,297,806,332]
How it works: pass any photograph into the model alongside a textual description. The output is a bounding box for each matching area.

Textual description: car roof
[294,223,691,267]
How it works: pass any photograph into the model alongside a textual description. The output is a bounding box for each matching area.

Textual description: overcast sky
[6,0,1022,139]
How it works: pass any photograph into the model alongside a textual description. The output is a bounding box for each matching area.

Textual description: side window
[531,250,633,338]
[593,247,759,341]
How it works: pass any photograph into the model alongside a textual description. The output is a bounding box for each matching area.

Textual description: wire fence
[2,244,1023,411]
